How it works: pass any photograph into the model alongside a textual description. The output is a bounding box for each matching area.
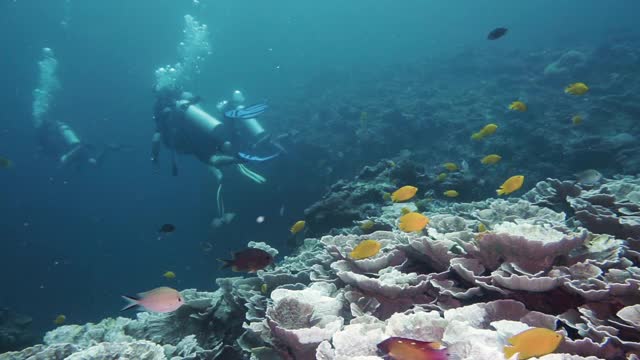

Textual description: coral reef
[5,171,640,359]
[0,308,35,354]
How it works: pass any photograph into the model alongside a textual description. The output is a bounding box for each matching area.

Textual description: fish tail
[496,188,505,196]
[217,258,233,269]
[121,295,139,312]
[503,345,516,359]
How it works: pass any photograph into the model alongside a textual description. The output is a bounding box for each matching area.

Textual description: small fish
[487,27,508,40]
[399,212,429,233]
[121,286,184,313]
[443,190,459,198]
[477,223,487,232]
[360,220,375,231]
[0,156,12,168]
[565,82,589,95]
[378,337,448,360]
[436,173,447,181]
[472,123,498,140]
[575,169,602,186]
[509,101,527,112]
[279,205,285,216]
[163,271,176,280]
[572,115,583,125]
[158,224,175,233]
[392,185,418,202]
[480,123,498,136]
[471,132,484,140]
[261,283,268,294]
[443,162,458,172]
[503,328,563,360]
[350,239,382,260]
[219,248,274,273]
[53,314,66,325]
[290,220,306,234]
[497,175,525,196]
[481,154,502,165]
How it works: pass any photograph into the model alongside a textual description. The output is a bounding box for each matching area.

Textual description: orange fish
[399,212,429,232]
[377,337,448,360]
[121,286,184,313]
[497,175,525,196]
[392,186,418,202]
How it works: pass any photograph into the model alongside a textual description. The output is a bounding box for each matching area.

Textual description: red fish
[377,337,448,360]
[219,248,274,273]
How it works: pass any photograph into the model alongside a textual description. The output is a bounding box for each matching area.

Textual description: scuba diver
[35,119,107,170]
[151,87,282,220]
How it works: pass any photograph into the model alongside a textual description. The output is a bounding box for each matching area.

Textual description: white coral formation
[465,221,586,273]
[493,222,566,243]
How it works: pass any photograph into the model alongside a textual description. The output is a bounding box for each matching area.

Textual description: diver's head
[231,90,245,105]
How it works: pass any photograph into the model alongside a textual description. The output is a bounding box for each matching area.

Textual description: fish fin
[503,345,517,359]
[121,295,139,312]
[496,188,505,196]
[217,258,233,269]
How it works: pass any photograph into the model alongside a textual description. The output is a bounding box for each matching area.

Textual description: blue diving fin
[237,151,280,162]
[225,103,269,119]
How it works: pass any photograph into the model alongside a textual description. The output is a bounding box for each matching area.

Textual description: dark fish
[487,27,508,40]
[218,248,274,273]
[225,103,269,119]
[158,224,176,233]
[377,337,448,360]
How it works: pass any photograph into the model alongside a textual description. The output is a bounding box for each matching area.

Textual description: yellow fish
[290,220,306,234]
[53,314,66,326]
[497,175,525,196]
[399,212,429,232]
[480,123,498,136]
[163,271,176,280]
[565,82,589,95]
[504,327,563,359]
[383,192,391,201]
[391,185,418,202]
[509,101,527,112]
[436,173,447,181]
[360,220,375,231]
[572,115,583,125]
[471,132,484,140]
[443,190,459,198]
[477,223,487,232]
[261,283,268,294]
[350,239,382,260]
[481,154,502,165]
[443,162,458,172]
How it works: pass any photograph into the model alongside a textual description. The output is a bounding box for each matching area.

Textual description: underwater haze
[1,0,640,355]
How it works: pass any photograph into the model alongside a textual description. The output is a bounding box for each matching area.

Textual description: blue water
[1,0,639,343]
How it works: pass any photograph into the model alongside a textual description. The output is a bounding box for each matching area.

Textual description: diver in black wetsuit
[150,87,282,219]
